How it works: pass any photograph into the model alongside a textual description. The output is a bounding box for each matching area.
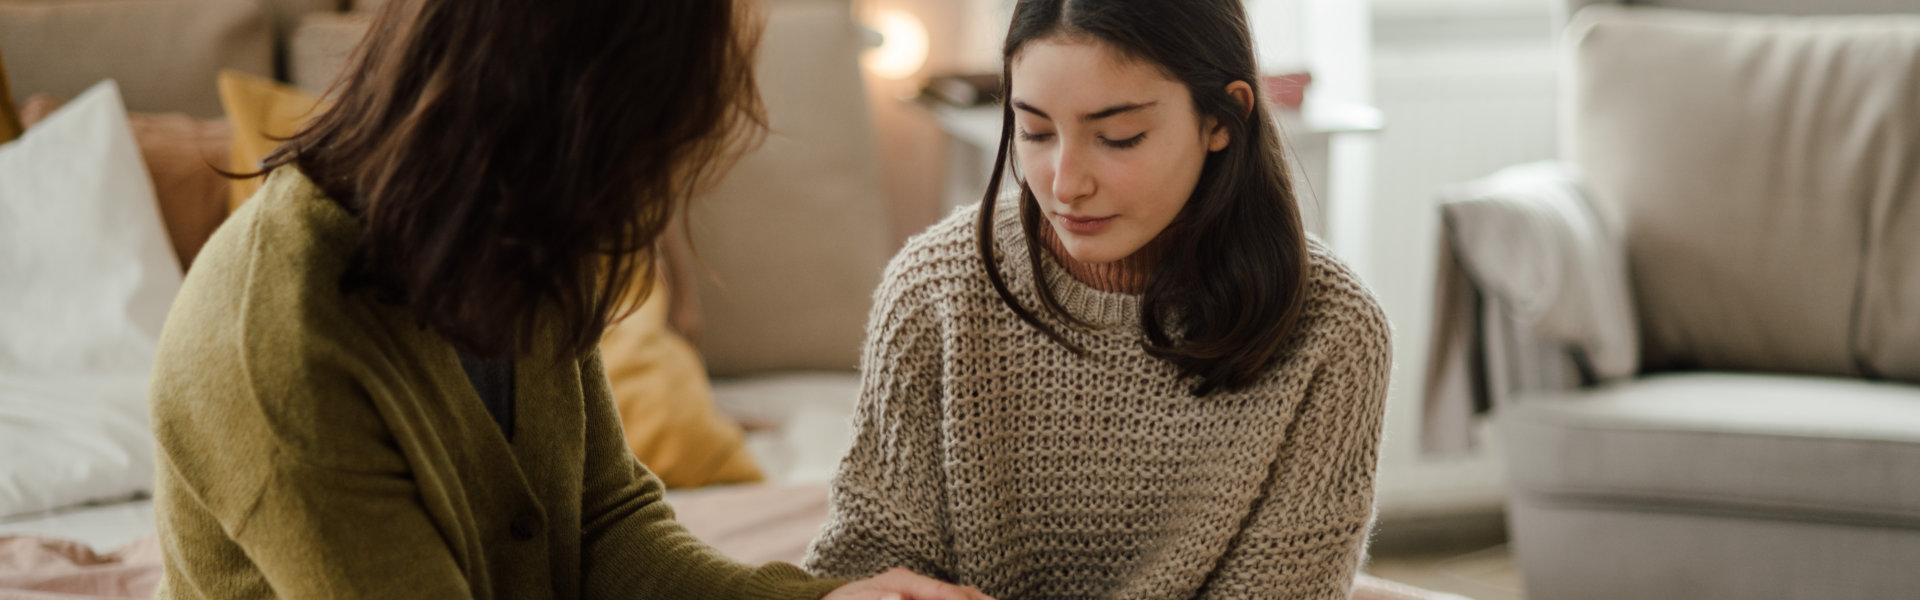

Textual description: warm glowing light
[864,10,929,80]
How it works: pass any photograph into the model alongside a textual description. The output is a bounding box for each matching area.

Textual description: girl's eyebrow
[1012,100,1159,122]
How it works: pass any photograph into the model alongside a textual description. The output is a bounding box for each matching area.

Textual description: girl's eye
[1016,129,1055,143]
[1102,133,1147,149]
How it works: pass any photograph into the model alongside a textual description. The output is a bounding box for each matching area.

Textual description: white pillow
[1439,161,1639,381]
[0,80,179,518]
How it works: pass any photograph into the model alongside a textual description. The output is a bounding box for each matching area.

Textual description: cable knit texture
[805,203,1392,600]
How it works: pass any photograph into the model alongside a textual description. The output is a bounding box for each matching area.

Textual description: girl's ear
[1209,80,1256,152]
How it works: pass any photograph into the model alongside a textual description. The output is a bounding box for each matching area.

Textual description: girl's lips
[1056,214,1116,235]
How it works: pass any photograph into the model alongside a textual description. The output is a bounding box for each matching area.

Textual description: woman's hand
[822,567,995,600]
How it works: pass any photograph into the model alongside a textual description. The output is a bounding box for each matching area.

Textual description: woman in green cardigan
[146,1,990,599]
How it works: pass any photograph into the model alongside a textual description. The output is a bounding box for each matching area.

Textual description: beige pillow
[1568,6,1920,377]
[0,0,273,118]
[687,0,892,376]
[261,0,344,55]
[288,12,372,95]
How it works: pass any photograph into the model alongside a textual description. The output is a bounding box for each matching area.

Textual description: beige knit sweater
[804,204,1393,599]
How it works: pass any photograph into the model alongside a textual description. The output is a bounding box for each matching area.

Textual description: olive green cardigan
[148,168,843,600]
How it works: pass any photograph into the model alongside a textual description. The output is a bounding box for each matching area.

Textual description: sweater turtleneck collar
[1036,217,1164,295]
[992,205,1148,329]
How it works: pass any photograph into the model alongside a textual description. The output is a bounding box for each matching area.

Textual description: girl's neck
[1039,223,1162,294]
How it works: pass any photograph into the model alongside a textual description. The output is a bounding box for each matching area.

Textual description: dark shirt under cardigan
[456,350,516,439]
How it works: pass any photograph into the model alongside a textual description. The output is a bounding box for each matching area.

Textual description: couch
[1429,1,1920,598]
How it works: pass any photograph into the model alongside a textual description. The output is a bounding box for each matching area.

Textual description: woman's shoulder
[893,202,986,269]
[152,168,394,465]
[874,203,996,305]
[160,168,374,385]
[1294,236,1392,354]
[179,168,361,321]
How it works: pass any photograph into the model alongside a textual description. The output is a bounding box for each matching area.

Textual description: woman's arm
[1201,308,1393,599]
[803,266,954,581]
[152,332,474,598]
[575,352,847,599]
[576,352,992,600]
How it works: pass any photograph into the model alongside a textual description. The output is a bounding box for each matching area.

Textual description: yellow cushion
[0,44,22,143]
[218,70,320,212]
[602,270,763,488]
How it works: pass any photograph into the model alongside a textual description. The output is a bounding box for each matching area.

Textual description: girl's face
[1010,37,1231,265]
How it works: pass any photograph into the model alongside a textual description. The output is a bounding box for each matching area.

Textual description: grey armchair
[1429,1,1920,598]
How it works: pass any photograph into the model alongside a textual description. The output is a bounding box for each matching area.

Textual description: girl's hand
[822,567,995,600]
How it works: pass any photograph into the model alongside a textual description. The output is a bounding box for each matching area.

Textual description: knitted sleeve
[805,254,955,581]
[1199,279,1393,599]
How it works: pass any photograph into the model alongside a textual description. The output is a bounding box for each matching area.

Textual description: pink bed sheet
[0,535,159,600]
[0,483,1463,599]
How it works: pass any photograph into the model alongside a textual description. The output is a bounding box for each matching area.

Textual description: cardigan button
[509,513,541,541]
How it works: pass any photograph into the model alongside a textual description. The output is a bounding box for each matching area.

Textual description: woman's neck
[1039,223,1161,294]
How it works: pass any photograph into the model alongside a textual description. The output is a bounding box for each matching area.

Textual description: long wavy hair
[255,0,766,357]
[978,0,1310,395]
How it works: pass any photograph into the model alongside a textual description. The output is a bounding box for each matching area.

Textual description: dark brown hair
[257,0,766,357]
[979,0,1310,395]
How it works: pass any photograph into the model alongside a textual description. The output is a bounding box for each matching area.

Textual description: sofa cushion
[0,0,273,118]
[1505,373,1920,526]
[287,12,370,95]
[687,0,891,376]
[1858,155,1920,381]
[261,0,343,59]
[1567,7,1920,377]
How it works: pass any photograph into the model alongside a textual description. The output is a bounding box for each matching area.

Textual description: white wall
[1365,0,1560,518]
[1374,0,1553,18]
[1247,0,1308,72]
[1253,0,1563,518]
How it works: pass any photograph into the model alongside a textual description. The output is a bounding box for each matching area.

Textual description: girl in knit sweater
[805,1,1392,598]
